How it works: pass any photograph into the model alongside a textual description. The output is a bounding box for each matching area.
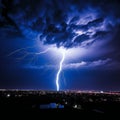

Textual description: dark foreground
[0,90,120,119]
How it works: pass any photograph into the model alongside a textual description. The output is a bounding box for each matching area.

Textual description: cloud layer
[0,0,120,49]
[24,58,120,70]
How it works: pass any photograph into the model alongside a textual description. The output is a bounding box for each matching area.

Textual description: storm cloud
[0,0,120,48]
[1,0,120,90]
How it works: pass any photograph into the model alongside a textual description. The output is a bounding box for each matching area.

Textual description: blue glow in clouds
[56,49,65,91]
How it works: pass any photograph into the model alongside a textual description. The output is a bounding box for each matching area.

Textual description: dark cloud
[0,0,120,48]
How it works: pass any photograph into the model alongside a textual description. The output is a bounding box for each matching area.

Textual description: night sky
[0,0,120,91]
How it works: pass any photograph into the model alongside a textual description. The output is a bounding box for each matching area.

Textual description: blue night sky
[0,0,120,91]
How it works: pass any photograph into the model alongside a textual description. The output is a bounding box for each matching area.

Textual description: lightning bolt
[7,47,51,59]
[35,48,50,55]
[8,45,67,91]
[7,46,36,56]
[56,50,65,91]
[7,46,52,67]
